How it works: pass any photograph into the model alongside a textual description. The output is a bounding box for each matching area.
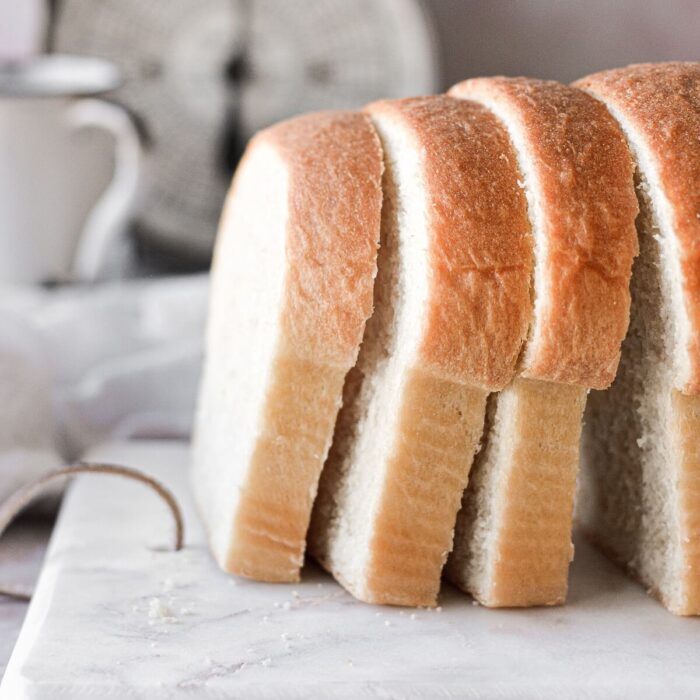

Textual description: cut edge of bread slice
[446,77,638,607]
[308,95,533,607]
[448,378,586,606]
[191,111,383,583]
[574,62,700,616]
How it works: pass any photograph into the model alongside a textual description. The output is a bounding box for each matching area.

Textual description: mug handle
[64,98,142,282]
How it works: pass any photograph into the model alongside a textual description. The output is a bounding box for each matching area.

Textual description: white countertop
[2,440,699,699]
[0,518,52,678]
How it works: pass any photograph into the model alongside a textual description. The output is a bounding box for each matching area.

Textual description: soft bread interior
[447,391,511,602]
[579,168,686,611]
[456,91,546,369]
[192,143,288,567]
[445,84,594,607]
[578,87,700,614]
[592,102,690,388]
[448,378,586,606]
[308,112,430,598]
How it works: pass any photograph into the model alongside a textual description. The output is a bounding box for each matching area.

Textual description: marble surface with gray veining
[2,440,699,699]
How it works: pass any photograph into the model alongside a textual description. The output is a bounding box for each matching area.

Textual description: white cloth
[0,312,62,500]
[0,274,208,500]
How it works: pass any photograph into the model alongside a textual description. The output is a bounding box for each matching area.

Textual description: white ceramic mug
[0,55,141,283]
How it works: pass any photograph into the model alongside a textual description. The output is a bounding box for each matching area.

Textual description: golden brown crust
[575,63,700,395]
[446,378,586,607]
[670,390,700,615]
[315,371,488,606]
[487,379,586,607]
[365,376,487,606]
[227,358,348,582]
[209,111,383,582]
[366,96,533,391]
[257,111,383,367]
[374,375,486,606]
[309,97,534,607]
[449,77,639,390]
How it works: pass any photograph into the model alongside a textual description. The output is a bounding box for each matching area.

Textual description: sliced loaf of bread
[307,95,533,606]
[446,77,639,606]
[575,63,700,615]
[192,112,383,582]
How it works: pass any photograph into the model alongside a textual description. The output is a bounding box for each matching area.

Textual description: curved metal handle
[65,98,142,282]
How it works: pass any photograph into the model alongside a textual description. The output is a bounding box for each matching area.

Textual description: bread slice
[191,111,383,582]
[446,77,639,606]
[574,63,700,615]
[308,96,533,607]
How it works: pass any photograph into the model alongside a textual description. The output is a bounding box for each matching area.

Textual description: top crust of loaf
[365,96,532,390]
[449,77,639,390]
[242,111,383,368]
[575,63,700,395]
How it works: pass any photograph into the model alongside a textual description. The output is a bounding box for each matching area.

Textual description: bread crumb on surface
[147,597,176,623]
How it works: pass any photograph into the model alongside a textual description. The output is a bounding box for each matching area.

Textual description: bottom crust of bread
[216,353,348,583]
[446,378,587,608]
[311,367,488,607]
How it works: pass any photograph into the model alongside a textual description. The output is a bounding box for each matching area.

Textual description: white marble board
[2,440,699,699]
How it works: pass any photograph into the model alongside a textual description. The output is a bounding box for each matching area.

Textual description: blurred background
[2,0,698,273]
[0,0,698,488]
